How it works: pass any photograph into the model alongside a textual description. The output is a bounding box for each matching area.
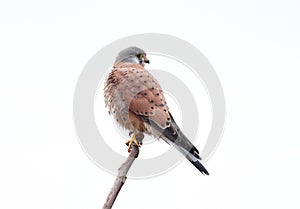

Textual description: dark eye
[137,53,143,59]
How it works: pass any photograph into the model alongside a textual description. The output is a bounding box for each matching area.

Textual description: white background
[1,0,300,209]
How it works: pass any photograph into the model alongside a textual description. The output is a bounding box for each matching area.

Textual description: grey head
[114,46,150,66]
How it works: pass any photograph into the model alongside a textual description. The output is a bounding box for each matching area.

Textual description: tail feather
[170,140,209,175]
[136,112,209,175]
[163,113,209,175]
[189,159,209,175]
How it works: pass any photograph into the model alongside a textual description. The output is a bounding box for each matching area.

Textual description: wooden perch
[102,142,140,209]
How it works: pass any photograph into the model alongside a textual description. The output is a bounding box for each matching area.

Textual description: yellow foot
[125,134,141,152]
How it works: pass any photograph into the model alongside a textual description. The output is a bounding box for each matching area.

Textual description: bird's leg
[125,133,140,152]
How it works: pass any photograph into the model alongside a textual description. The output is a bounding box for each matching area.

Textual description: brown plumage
[103,47,209,175]
[104,62,170,133]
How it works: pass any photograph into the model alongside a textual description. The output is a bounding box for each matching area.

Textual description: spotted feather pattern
[104,63,171,134]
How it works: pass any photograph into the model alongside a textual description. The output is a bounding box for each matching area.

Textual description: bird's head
[114,46,150,66]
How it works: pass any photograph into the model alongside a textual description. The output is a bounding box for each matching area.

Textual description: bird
[104,46,209,175]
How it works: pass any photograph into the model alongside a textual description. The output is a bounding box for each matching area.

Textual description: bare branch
[102,144,140,209]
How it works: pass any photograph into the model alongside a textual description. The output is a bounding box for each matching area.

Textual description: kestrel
[104,47,209,175]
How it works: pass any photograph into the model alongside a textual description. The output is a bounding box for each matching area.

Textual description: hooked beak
[144,56,150,64]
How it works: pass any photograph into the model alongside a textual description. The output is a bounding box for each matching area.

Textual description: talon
[125,134,140,152]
